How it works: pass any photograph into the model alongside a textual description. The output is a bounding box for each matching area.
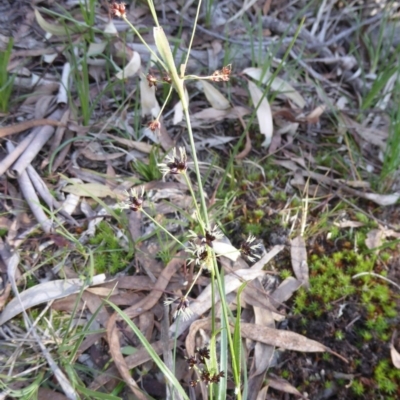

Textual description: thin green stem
[141,209,185,248]
[182,172,203,231]
[182,0,203,76]
[122,16,166,70]
[156,85,174,121]
[213,257,241,399]
[145,0,159,27]
[184,264,204,297]
[183,107,209,234]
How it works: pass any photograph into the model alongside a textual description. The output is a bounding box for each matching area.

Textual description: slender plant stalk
[122,16,166,70]
[182,0,203,76]
[183,107,209,233]
[141,209,186,248]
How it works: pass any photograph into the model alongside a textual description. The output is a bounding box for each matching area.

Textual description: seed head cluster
[164,296,193,321]
[186,347,225,387]
[158,147,188,178]
[240,234,262,262]
[110,2,126,18]
[118,187,144,212]
[211,64,232,82]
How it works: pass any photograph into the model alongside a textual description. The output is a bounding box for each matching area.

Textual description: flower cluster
[164,296,193,321]
[239,234,262,262]
[110,2,126,18]
[186,347,224,387]
[146,72,171,88]
[189,226,223,248]
[158,147,188,178]
[186,241,211,270]
[147,120,161,132]
[146,73,157,88]
[118,187,144,212]
[211,64,232,82]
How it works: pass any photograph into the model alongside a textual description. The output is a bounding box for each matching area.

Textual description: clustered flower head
[240,234,263,262]
[186,241,211,270]
[146,73,158,88]
[164,296,194,321]
[147,120,161,132]
[118,186,144,212]
[110,2,126,18]
[186,347,224,387]
[189,225,223,248]
[211,64,232,82]
[158,147,188,178]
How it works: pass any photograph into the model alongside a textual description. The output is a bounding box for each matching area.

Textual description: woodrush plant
[109,1,265,397]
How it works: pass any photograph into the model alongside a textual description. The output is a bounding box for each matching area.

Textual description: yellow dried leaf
[34,9,70,36]
[243,67,306,108]
[116,51,141,79]
[199,81,230,110]
[62,183,117,198]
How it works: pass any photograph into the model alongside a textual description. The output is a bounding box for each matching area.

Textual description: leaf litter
[0,0,400,398]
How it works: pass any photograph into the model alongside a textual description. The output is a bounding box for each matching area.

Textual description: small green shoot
[0,37,15,113]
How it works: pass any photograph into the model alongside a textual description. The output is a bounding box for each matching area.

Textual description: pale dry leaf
[391,331,400,369]
[173,87,189,124]
[240,322,328,353]
[104,20,118,35]
[339,113,388,149]
[242,285,280,315]
[334,220,365,228]
[86,287,116,297]
[243,67,306,108]
[35,95,56,119]
[62,183,118,198]
[256,385,269,400]
[194,135,236,150]
[0,119,64,139]
[365,227,400,251]
[267,376,304,398]
[213,237,240,261]
[252,304,275,376]
[363,192,400,206]
[247,80,273,147]
[103,133,152,153]
[87,42,107,57]
[365,229,385,251]
[34,9,69,36]
[199,80,230,110]
[173,99,184,125]
[290,236,310,289]
[0,275,107,325]
[276,121,299,135]
[61,193,80,215]
[116,51,141,79]
[337,179,371,189]
[303,104,326,123]
[271,276,302,306]
[140,76,160,117]
[191,106,250,122]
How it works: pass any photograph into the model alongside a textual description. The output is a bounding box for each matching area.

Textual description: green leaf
[104,300,190,400]
[153,27,186,107]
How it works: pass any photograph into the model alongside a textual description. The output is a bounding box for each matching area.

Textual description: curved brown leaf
[106,254,183,397]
